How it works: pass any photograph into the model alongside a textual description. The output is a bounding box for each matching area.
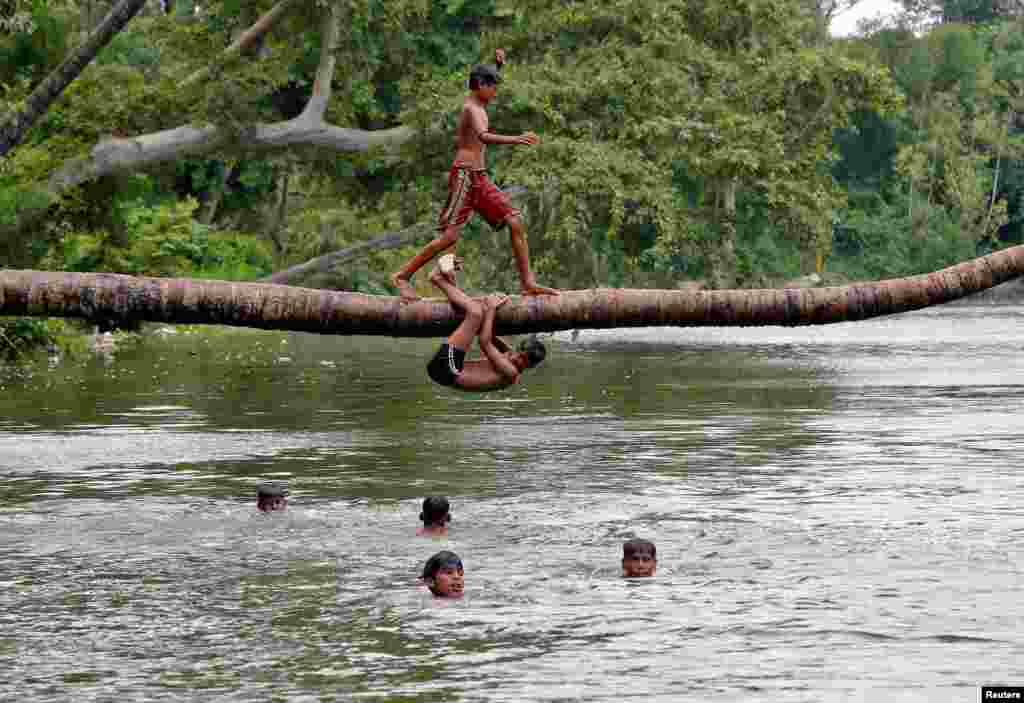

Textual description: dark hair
[422,550,462,580]
[517,337,546,368]
[256,483,288,498]
[623,538,656,559]
[468,63,501,90]
[420,496,450,526]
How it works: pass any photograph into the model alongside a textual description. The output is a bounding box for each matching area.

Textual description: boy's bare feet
[438,254,464,285]
[391,273,421,303]
[429,256,464,288]
[520,282,560,297]
[438,253,457,274]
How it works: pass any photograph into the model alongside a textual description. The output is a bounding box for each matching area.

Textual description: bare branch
[47,121,416,192]
[3,119,421,237]
[262,187,530,285]
[3,0,426,237]
[263,222,435,285]
[182,0,300,89]
[299,2,341,122]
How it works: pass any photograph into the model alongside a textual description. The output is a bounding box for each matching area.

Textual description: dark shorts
[437,165,520,232]
[427,344,467,387]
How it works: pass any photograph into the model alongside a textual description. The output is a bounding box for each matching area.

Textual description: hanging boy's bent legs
[428,265,483,352]
[426,262,483,388]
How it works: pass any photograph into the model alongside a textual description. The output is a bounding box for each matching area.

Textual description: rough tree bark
[3,245,1022,337]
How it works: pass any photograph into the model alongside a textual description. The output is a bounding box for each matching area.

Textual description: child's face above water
[259,496,287,512]
[430,565,464,597]
[622,552,656,577]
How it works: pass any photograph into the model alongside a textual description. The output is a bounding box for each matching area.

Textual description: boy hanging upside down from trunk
[426,254,546,392]
[391,48,559,303]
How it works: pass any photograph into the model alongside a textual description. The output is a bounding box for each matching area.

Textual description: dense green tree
[0,0,148,158]
[401,0,900,287]
[0,0,900,295]
[12,0,1024,303]
[830,17,1023,278]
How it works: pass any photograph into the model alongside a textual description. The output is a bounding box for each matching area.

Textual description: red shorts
[437,165,520,232]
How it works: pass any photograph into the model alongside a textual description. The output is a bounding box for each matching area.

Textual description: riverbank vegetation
[1,0,1022,354]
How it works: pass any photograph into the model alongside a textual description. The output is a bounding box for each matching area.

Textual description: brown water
[1,306,1023,701]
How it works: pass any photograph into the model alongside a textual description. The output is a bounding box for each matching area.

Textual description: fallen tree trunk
[3,244,1023,336]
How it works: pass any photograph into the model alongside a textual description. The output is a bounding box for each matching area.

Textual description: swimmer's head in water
[256,483,288,512]
[420,496,451,528]
[517,337,546,369]
[622,538,656,577]
[422,550,464,597]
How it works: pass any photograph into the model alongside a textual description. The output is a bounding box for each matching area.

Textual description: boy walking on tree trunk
[391,49,559,302]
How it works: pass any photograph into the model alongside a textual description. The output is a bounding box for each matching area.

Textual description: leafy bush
[47,198,273,280]
[0,0,71,85]
[0,318,50,359]
[828,193,975,281]
[97,30,161,70]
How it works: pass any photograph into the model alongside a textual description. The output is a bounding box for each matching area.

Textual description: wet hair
[256,483,288,511]
[623,538,656,559]
[468,63,501,90]
[422,550,463,581]
[257,483,288,499]
[517,337,547,368]
[420,496,450,526]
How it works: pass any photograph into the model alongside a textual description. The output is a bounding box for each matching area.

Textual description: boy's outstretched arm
[476,48,539,148]
[477,131,539,146]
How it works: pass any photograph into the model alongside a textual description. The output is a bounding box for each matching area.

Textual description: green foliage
[833,110,902,190]
[174,158,277,213]
[999,158,1024,244]
[0,179,51,226]
[0,317,49,359]
[97,29,161,70]
[830,192,975,280]
[0,0,71,85]
[835,18,1021,284]
[3,0,1021,298]
[0,316,136,359]
[46,198,273,280]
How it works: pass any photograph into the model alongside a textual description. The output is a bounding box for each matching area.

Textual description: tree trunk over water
[2,245,1023,337]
